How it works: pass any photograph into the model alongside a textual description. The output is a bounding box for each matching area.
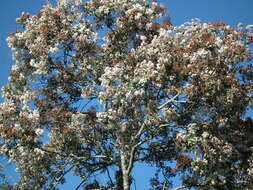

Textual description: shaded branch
[133,121,147,141]
[106,168,114,186]
[126,141,144,175]
[75,173,92,190]
[51,165,73,189]
[158,91,181,110]
[172,183,209,190]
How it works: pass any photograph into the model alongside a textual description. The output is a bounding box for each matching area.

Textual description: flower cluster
[0,0,253,189]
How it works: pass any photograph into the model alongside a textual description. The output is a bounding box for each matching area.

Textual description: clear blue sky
[0,0,253,189]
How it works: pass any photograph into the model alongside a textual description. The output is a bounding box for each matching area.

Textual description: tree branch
[106,167,114,186]
[172,185,189,190]
[75,173,92,190]
[51,165,73,189]
[133,122,147,141]
[158,123,170,128]
[172,183,209,190]
[158,91,181,110]
[126,141,143,175]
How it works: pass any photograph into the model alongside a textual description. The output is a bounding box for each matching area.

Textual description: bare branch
[162,181,168,190]
[106,168,114,186]
[158,123,170,128]
[69,153,108,160]
[172,185,188,190]
[51,165,73,189]
[172,183,208,190]
[126,152,135,175]
[133,121,147,141]
[158,91,181,110]
[75,174,91,190]
[173,100,188,103]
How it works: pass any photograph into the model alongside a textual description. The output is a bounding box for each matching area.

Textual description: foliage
[0,164,11,190]
[0,0,253,189]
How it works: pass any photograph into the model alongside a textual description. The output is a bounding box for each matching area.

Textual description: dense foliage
[0,0,253,189]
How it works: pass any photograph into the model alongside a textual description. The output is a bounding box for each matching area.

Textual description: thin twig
[172,184,207,190]
[51,165,73,189]
[173,100,188,103]
[162,181,167,190]
[75,173,92,190]
[79,97,95,112]
[158,91,181,110]
[158,123,170,128]
[126,140,145,175]
[172,185,188,190]
[106,168,114,186]
[133,122,147,141]
[70,153,108,160]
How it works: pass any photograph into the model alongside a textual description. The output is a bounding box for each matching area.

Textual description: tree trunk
[122,172,130,190]
[120,151,131,190]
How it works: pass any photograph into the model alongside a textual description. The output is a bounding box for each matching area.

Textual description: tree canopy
[0,0,253,189]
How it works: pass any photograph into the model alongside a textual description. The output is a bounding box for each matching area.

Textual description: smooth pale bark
[120,150,131,190]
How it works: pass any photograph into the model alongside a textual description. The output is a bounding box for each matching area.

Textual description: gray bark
[120,151,130,190]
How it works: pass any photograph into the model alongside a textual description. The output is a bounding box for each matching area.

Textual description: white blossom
[35,128,44,136]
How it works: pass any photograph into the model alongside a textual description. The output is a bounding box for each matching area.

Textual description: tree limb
[51,165,73,189]
[106,167,114,186]
[133,121,147,141]
[75,173,92,190]
[126,141,143,175]
[158,91,181,110]
[172,185,189,190]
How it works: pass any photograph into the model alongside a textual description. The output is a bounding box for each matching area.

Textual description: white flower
[197,49,208,57]
[218,46,229,54]
[134,89,144,96]
[247,168,253,175]
[135,13,142,20]
[140,35,147,41]
[202,131,209,139]
[30,59,38,68]
[176,132,187,140]
[246,25,253,30]
[11,65,19,72]
[190,49,209,62]
[146,23,153,29]
[18,146,24,153]
[159,28,168,37]
[215,37,223,46]
[202,158,208,164]
[211,179,216,185]
[34,148,45,155]
[202,23,208,29]
[49,46,59,54]
[35,128,44,136]
[73,0,82,6]
[145,8,154,15]
[237,22,243,28]
[32,109,40,119]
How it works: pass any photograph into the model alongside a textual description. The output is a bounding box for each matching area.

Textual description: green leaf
[0,184,10,190]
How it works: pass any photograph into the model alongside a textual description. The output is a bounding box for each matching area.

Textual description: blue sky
[0,0,253,189]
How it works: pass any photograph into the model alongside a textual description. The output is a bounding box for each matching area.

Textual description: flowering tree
[0,163,11,190]
[0,0,253,189]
